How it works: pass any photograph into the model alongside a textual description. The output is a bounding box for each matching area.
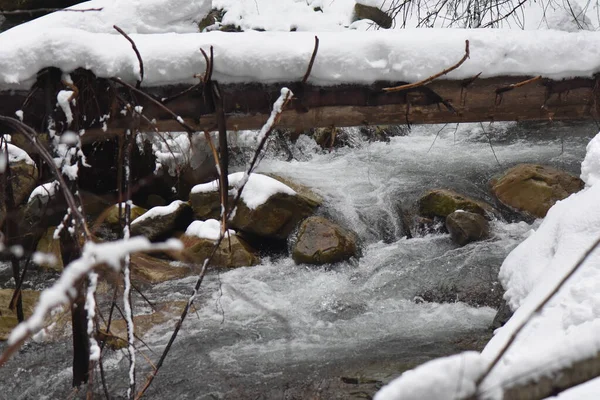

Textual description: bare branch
[113,25,145,89]
[383,40,470,92]
[302,36,320,85]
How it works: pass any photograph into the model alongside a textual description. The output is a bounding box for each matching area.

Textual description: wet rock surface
[491,163,584,218]
[446,210,490,246]
[418,189,495,219]
[292,216,358,265]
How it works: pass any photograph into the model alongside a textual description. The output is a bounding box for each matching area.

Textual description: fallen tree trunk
[0,68,597,151]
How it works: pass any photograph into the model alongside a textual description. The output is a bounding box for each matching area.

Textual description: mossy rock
[198,8,226,31]
[35,226,64,272]
[0,157,39,222]
[0,289,39,341]
[312,127,353,149]
[181,234,259,268]
[190,174,321,240]
[445,211,490,246]
[418,189,495,219]
[491,164,584,218]
[353,3,393,29]
[130,253,192,284]
[292,216,358,265]
[93,203,148,234]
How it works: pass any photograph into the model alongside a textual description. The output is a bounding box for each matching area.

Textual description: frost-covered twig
[0,237,183,368]
[122,117,138,399]
[227,87,293,219]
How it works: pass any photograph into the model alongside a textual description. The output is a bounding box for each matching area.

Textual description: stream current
[0,121,596,399]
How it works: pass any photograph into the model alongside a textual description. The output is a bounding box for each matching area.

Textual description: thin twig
[495,75,542,95]
[383,40,470,92]
[113,25,145,89]
[479,122,501,166]
[302,36,320,84]
[475,235,600,390]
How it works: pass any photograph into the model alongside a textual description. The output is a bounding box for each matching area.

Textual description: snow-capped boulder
[181,220,259,268]
[190,173,321,240]
[292,216,358,265]
[130,200,192,240]
[491,164,583,218]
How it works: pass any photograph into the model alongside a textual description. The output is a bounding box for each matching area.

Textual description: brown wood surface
[0,69,596,150]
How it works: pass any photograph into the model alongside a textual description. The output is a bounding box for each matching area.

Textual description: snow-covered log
[1,28,600,142]
[0,74,596,149]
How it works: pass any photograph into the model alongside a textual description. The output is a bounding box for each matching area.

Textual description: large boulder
[418,189,495,219]
[130,200,192,240]
[190,172,321,240]
[292,216,358,265]
[445,211,490,246]
[491,164,584,218]
[180,220,259,268]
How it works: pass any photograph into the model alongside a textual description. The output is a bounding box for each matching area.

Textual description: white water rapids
[0,121,594,399]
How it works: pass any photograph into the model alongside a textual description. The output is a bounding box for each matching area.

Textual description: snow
[28,181,60,204]
[214,0,356,32]
[473,131,600,395]
[191,172,296,210]
[374,352,484,400]
[56,90,74,126]
[5,143,34,165]
[185,219,234,240]
[13,0,212,34]
[130,200,186,225]
[4,23,600,90]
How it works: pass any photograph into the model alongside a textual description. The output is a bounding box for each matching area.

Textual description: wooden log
[0,69,596,152]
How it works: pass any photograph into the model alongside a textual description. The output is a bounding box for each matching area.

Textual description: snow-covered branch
[0,237,183,367]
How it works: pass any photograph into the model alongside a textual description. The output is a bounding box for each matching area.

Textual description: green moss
[418,189,493,218]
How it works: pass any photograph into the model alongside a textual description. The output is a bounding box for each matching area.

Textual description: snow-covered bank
[3,25,600,90]
[375,131,600,399]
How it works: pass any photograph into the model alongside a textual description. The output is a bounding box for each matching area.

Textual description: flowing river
[0,121,595,399]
